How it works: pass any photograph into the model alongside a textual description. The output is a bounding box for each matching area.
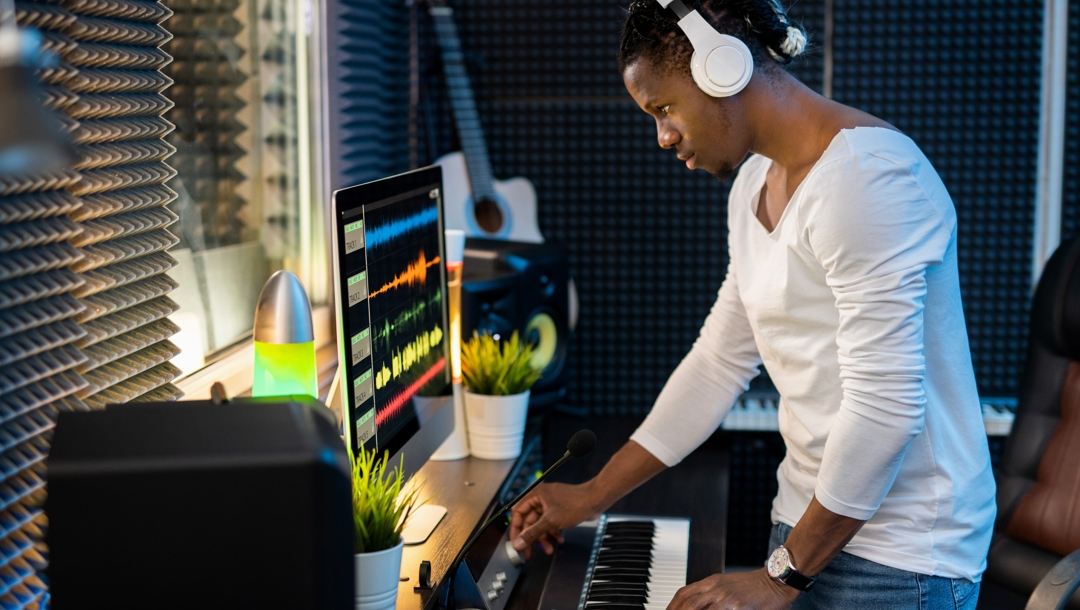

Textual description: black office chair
[980,235,1080,610]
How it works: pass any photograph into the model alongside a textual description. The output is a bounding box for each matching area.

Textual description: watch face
[767,545,792,579]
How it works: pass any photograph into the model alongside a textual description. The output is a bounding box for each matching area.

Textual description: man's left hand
[667,568,801,610]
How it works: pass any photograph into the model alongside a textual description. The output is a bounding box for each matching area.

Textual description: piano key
[722,392,1016,435]
[642,518,689,610]
[597,551,653,561]
[539,516,690,610]
[589,583,649,592]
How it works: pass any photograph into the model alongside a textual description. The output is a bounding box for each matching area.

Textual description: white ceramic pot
[354,539,403,610]
[464,390,529,459]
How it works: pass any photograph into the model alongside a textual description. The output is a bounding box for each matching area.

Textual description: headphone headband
[654,0,753,98]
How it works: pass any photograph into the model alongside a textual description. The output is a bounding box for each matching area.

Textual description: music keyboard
[537,515,690,610]
[722,392,1017,436]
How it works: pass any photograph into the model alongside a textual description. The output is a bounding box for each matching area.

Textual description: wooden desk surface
[396,455,515,610]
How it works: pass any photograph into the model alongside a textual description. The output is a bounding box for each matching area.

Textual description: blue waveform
[366,206,439,249]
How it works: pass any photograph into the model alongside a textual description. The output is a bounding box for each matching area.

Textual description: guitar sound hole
[474,197,504,234]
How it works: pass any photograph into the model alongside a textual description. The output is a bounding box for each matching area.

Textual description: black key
[596,548,652,557]
[604,531,655,538]
[596,559,653,569]
[587,591,643,600]
[592,568,651,580]
[603,531,654,539]
[590,579,650,590]
[589,584,649,596]
[599,545,654,554]
[600,542,654,552]
[606,520,656,529]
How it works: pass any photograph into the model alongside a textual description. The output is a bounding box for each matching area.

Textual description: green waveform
[374,324,445,390]
[374,293,444,350]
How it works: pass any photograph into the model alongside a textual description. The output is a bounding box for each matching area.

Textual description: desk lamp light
[431,229,469,460]
[252,270,317,399]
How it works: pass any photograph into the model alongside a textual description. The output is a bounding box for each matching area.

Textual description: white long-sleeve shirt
[631,127,996,580]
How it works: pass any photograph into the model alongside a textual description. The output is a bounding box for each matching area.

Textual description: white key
[643,518,689,610]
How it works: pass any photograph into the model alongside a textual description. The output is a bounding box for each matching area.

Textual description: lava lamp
[252,270,317,399]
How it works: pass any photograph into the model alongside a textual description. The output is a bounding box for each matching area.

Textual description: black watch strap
[776,569,815,591]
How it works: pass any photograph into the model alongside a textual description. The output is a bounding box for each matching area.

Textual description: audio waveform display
[353,185,449,454]
[375,358,447,427]
[374,325,444,390]
[369,251,441,299]
[365,206,439,250]
[374,292,443,352]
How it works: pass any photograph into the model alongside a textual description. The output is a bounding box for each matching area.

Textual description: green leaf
[350,445,419,554]
[460,331,543,395]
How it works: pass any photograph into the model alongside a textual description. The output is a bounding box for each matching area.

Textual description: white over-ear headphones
[655,0,753,98]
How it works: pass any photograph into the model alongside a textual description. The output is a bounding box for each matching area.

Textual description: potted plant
[460,331,543,459]
[351,447,418,610]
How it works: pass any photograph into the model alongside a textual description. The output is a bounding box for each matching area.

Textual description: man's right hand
[508,481,601,559]
[508,440,668,560]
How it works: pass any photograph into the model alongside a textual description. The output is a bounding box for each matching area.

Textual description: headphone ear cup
[689,34,754,98]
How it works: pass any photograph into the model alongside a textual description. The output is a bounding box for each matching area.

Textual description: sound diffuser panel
[79,296,176,345]
[0,296,85,338]
[163,0,249,250]
[324,0,410,189]
[62,0,182,412]
[2,0,181,604]
[1063,1,1080,237]
[2,3,88,604]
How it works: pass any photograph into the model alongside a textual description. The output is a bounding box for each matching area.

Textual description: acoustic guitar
[427,1,543,243]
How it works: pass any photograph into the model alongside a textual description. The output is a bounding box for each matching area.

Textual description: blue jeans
[768,522,980,609]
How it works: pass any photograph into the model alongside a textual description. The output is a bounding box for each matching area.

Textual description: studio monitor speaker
[46,399,353,610]
[462,239,574,407]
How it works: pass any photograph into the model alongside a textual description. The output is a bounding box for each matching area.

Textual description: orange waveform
[369,251,441,298]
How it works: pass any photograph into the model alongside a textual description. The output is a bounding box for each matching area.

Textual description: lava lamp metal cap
[253,270,314,344]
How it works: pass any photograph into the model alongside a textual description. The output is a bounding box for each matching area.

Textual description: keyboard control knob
[504,540,524,567]
[487,590,499,601]
[495,571,507,582]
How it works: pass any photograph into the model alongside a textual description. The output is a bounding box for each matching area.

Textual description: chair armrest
[1026,548,1080,610]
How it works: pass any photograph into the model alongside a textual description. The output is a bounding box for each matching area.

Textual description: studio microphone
[492,428,596,528]
[441,429,596,608]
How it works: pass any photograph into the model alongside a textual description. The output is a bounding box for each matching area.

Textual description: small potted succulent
[351,447,418,610]
[460,331,543,459]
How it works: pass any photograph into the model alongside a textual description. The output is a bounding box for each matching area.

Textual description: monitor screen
[331,166,452,459]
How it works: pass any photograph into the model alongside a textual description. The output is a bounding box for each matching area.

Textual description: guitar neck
[429,5,497,200]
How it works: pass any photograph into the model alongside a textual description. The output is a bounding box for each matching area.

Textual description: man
[508,1,996,608]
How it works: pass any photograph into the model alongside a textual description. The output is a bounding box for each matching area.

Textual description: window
[163,0,325,375]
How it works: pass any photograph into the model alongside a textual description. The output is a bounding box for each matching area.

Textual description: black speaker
[45,398,353,610]
[462,238,573,407]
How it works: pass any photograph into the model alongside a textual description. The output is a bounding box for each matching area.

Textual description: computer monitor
[331,165,454,475]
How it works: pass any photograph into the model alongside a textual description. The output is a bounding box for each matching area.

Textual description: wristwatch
[766,545,815,591]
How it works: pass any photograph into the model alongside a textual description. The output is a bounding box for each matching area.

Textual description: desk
[396,456,516,610]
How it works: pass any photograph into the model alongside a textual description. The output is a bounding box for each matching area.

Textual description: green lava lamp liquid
[253,340,317,398]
